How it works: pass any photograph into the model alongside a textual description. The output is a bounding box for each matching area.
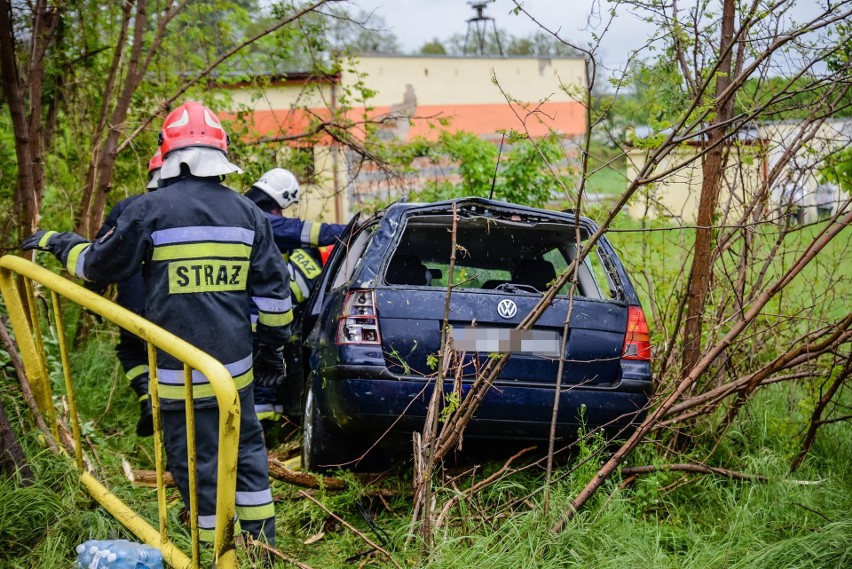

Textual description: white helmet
[252,168,300,209]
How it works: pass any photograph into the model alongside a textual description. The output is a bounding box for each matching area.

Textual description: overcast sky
[350,0,827,77]
[351,0,659,73]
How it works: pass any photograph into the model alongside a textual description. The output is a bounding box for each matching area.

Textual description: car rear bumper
[320,365,651,441]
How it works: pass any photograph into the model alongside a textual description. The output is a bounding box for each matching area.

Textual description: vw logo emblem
[497,299,517,319]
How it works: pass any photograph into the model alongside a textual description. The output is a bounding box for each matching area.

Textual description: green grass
[4,337,850,569]
[273,382,852,569]
[584,146,629,197]
[604,216,852,366]
[585,164,628,196]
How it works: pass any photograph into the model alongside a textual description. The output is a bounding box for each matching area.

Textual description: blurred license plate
[453,328,561,356]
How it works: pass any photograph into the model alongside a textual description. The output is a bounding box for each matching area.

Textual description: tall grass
[417,384,852,569]
[0,416,129,568]
[1,363,849,569]
[253,382,851,569]
[0,328,169,568]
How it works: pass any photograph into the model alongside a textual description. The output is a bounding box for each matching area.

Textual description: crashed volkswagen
[292,198,653,470]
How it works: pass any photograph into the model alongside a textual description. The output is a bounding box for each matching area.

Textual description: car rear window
[383,213,621,300]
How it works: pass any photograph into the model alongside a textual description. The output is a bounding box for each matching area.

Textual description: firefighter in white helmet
[245,168,346,433]
[246,167,347,252]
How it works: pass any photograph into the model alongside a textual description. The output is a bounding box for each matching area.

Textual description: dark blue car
[294,198,652,471]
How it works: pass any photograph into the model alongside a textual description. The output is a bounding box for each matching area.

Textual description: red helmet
[158,101,229,157]
[148,148,163,172]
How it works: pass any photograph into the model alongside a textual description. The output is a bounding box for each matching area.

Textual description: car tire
[301,378,390,472]
[301,380,344,472]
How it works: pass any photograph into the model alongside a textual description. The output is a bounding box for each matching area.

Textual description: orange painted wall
[229,100,585,143]
[370,101,586,139]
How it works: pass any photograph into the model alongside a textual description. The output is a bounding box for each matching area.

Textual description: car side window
[329,226,375,290]
[385,253,431,286]
[552,244,620,300]
[585,247,618,299]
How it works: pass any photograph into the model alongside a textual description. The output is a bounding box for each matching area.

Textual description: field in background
[585,147,629,198]
[607,218,852,329]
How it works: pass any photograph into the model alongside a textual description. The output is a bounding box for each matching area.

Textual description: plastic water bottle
[75,539,164,569]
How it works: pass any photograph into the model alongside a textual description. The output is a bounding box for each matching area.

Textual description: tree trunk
[681,0,736,375]
[79,0,148,238]
[0,0,38,240]
[0,399,34,485]
[74,1,132,236]
[25,2,58,224]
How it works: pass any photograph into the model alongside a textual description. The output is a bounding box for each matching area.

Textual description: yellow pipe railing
[0,255,240,569]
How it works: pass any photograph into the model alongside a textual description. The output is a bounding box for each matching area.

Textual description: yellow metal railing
[0,255,240,569]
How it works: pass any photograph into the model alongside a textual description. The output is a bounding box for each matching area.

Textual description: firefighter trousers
[162,388,275,544]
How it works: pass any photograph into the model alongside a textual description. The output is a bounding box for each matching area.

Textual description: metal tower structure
[463,1,503,56]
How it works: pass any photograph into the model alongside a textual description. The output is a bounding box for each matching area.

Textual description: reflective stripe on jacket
[265,213,346,253]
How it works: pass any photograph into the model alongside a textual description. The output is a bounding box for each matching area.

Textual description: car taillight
[337,289,381,345]
[622,306,651,360]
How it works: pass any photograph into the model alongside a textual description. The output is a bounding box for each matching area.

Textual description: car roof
[381,197,595,228]
[368,197,599,270]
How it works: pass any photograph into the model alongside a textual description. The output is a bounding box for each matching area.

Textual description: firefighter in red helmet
[24,100,290,549]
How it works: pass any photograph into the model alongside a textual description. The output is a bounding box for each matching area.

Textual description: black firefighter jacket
[43,175,294,410]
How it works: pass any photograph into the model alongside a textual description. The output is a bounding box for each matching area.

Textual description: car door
[301,212,362,339]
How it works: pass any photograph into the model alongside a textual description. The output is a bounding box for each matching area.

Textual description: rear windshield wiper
[493,282,544,295]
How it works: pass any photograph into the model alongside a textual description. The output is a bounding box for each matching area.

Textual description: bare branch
[621,463,768,482]
[298,490,402,569]
[790,353,852,471]
[246,536,316,569]
[434,445,536,531]
[556,208,852,531]
[115,0,338,154]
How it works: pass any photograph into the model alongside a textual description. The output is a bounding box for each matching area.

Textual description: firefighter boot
[131,374,154,437]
